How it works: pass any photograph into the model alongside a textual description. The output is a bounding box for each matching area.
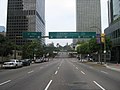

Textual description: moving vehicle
[3,59,23,68]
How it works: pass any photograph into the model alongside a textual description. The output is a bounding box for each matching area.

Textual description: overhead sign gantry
[49,32,96,39]
[22,32,96,39]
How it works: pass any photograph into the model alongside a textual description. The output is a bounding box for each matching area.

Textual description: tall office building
[76,0,101,42]
[105,0,120,63]
[6,0,45,45]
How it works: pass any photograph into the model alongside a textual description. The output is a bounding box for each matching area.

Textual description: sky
[0,0,108,46]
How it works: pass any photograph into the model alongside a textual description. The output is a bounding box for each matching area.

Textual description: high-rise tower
[105,0,120,63]
[76,0,101,42]
[6,0,45,45]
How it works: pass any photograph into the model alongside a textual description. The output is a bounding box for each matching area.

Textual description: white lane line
[0,80,11,86]
[59,64,62,67]
[73,65,75,67]
[45,80,53,90]
[58,67,60,69]
[81,71,85,75]
[76,67,79,70]
[55,71,58,74]
[28,70,34,74]
[59,62,63,66]
[101,71,108,74]
[93,81,106,90]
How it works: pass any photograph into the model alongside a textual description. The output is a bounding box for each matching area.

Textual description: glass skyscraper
[76,0,101,42]
[112,0,120,21]
[6,0,45,45]
[105,0,120,63]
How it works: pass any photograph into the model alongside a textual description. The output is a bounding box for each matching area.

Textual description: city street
[0,0,119,90]
[0,53,120,90]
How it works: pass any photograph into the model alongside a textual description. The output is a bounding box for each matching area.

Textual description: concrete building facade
[6,0,45,45]
[76,0,101,42]
[105,0,120,63]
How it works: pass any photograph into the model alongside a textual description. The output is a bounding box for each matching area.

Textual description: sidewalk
[82,60,120,72]
[105,63,120,72]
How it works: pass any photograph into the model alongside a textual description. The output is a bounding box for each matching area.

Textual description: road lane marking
[101,71,108,74]
[93,81,106,90]
[76,67,78,69]
[59,61,63,66]
[58,67,60,69]
[55,71,58,74]
[28,70,34,74]
[45,80,53,90]
[59,63,62,67]
[73,65,75,67]
[81,71,85,75]
[0,80,11,86]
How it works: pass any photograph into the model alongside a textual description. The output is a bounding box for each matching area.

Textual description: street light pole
[101,33,106,64]
[14,34,17,59]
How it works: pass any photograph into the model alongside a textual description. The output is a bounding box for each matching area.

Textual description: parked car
[3,59,23,68]
[34,58,43,63]
[89,57,94,62]
[20,59,31,66]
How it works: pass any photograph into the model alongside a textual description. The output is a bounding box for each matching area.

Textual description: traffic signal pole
[101,33,106,64]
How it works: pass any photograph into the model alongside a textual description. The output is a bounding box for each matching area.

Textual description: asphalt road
[0,53,120,90]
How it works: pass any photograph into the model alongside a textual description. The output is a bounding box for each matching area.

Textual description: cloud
[45,0,75,31]
[0,0,7,27]
[46,0,75,10]
[45,0,75,45]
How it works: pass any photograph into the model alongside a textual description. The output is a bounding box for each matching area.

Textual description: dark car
[20,59,31,66]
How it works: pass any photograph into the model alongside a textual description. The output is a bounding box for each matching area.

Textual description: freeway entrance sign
[22,32,41,39]
[49,32,96,39]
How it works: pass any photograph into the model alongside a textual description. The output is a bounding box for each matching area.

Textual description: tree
[45,43,57,57]
[76,37,112,54]
[105,37,112,51]
[88,37,112,53]
[76,42,90,54]
[89,38,100,53]
[0,34,14,62]
[22,40,44,59]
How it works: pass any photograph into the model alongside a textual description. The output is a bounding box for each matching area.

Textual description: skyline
[0,0,108,46]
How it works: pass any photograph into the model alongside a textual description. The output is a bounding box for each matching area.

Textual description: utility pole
[101,33,106,64]
[14,34,17,59]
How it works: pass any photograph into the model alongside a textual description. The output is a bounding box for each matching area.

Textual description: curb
[104,64,120,72]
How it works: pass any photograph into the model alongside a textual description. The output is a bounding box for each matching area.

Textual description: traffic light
[101,33,105,43]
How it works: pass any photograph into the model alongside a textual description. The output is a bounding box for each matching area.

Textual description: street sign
[96,34,101,44]
[49,32,96,39]
[22,32,41,39]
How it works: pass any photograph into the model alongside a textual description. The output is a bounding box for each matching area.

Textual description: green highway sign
[49,32,96,39]
[22,32,41,39]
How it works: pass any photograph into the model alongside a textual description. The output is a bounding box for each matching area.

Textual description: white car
[35,58,43,63]
[3,59,23,68]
